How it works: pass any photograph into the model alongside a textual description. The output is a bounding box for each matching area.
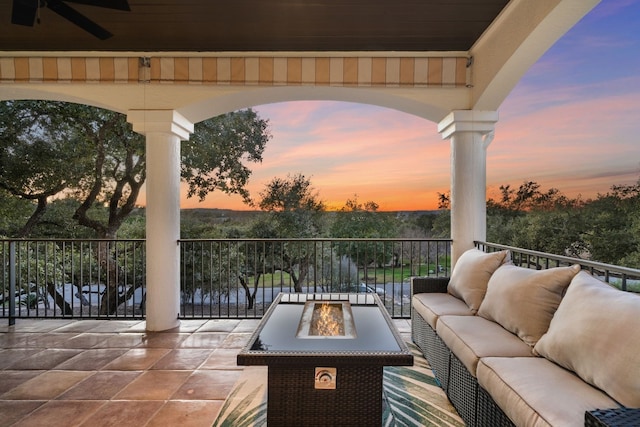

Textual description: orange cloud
[140,3,640,212]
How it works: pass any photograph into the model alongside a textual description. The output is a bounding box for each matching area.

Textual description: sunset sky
[181,1,640,212]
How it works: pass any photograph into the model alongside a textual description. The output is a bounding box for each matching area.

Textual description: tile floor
[0,317,412,427]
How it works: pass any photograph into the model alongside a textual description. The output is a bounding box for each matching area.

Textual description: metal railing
[179,238,452,319]
[476,241,640,292]
[1,239,146,322]
[1,238,451,322]
[5,238,636,323]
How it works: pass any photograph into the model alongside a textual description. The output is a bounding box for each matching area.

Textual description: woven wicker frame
[238,293,413,426]
[411,277,637,427]
[411,277,512,427]
[267,365,383,427]
[585,408,640,427]
[448,352,479,426]
[412,311,451,391]
[477,385,515,427]
[429,330,451,392]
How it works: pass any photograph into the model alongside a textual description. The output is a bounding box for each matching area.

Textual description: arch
[0,85,127,113]
[0,0,604,331]
[2,82,461,127]
[176,85,460,125]
[0,1,601,122]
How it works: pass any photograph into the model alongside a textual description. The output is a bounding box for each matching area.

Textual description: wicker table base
[238,293,413,427]
[267,365,383,427]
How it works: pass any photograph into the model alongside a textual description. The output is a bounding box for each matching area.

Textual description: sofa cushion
[412,293,474,329]
[534,271,640,407]
[436,315,533,376]
[477,357,620,427]
[447,249,509,313]
[477,263,580,346]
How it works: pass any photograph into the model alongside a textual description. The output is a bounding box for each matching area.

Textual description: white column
[127,110,193,332]
[438,110,498,265]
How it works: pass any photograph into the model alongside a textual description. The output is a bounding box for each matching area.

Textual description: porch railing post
[438,110,498,266]
[8,240,16,326]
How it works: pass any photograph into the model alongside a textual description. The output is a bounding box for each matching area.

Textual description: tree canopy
[182,109,270,205]
[252,172,326,238]
[0,101,95,236]
[484,180,640,266]
[1,100,637,270]
[0,100,271,238]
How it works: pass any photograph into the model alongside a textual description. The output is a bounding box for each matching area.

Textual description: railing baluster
[7,237,635,323]
[9,241,16,325]
[476,241,639,293]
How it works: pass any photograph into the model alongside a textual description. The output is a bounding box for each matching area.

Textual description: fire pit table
[237,292,413,427]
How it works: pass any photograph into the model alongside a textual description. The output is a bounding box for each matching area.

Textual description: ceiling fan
[11,0,131,40]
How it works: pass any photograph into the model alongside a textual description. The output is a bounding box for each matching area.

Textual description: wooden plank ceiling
[0,0,509,52]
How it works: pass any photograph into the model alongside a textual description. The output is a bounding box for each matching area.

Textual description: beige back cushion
[534,271,640,407]
[477,264,580,346]
[447,249,509,313]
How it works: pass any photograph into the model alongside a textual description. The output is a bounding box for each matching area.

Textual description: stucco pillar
[438,110,498,265]
[127,110,193,331]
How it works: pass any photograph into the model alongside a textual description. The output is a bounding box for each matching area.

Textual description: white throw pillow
[477,264,580,346]
[534,271,640,407]
[447,248,509,313]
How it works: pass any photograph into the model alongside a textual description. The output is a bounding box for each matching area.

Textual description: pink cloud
[143,2,640,212]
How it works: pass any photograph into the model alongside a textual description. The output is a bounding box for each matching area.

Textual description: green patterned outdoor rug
[212,342,463,427]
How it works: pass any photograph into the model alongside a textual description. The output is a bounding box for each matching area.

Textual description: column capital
[437,110,498,140]
[127,109,194,141]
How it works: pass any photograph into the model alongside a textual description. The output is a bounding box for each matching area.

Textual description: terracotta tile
[393,319,412,334]
[138,332,190,348]
[399,332,411,342]
[1,371,92,400]
[0,370,45,395]
[87,321,144,333]
[113,370,191,400]
[12,399,104,427]
[54,349,129,371]
[0,333,29,348]
[220,332,252,349]
[9,349,84,370]
[61,333,110,349]
[102,348,170,370]
[9,319,75,333]
[0,349,43,369]
[98,333,145,348]
[200,348,241,370]
[0,400,47,426]
[146,400,223,427]
[50,320,104,333]
[121,322,149,333]
[78,401,164,427]
[172,370,242,400]
[198,319,241,332]
[151,349,212,370]
[57,371,142,400]
[179,333,226,348]
[0,319,272,425]
[21,333,77,348]
[231,319,261,332]
[171,319,209,332]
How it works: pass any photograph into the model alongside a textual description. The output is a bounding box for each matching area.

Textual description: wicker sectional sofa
[411,248,640,427]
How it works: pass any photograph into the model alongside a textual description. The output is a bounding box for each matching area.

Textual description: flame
[311,303,345,336]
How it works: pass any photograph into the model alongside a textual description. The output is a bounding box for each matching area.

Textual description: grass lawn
[249,262,450,288]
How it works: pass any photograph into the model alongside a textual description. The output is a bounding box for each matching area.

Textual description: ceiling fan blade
[46,0,113,39]
[11,0,39,26]
[64,0,131,12]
